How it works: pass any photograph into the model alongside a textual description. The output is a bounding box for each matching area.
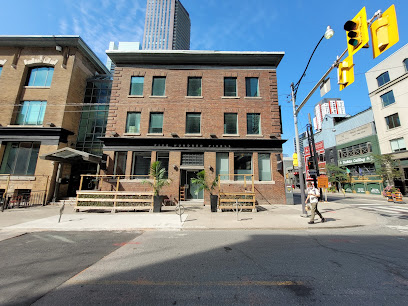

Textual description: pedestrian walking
[305,182,325,224]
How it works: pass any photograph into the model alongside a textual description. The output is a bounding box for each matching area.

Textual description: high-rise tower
[143,0,191,50]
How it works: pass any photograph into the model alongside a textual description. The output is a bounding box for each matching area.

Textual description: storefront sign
[338,155,374,166]
[336,123,373,145]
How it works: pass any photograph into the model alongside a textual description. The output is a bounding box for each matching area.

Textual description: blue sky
[1,0,407,155]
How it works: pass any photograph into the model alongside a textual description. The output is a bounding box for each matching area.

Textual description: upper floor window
[245,77,259,97]
[16,101,46,125]
[403,58,408,72]
[247,113,261,135]
[390,138,406,152]
[149,112,163,133]
[152,76,166,96]
[381,90,395,107]
[186,112,201,134]
[224,113,238,134]
[0,142,40,175]
[385,113,401,130]
[130,76,144,95]
[224,77,237,97]
[126,112,141,133]
[187,77,202,96]
[376,71,390,87]
[27,67,54,87]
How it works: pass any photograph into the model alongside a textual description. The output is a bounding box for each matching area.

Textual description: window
[0,142,40,175]
[224,113,238,134]
[130,76,144,95]
[385,113,401,129]
[126,112,141,133]
[181,153,204,166]
[27,67,54,87]
[258,153,271,181]
[245,77,259,97]
[403,58,408,72]
[390,138,406,152]
[132,152,151,177]
[376,71,390,87]
[381,90,395,107]
[234,153,252,181]
[186,113,201,134]
[152,76,166,96]
[187,77,202,96]
[149,112,163,133]
[0,66,2,77]
[224,77,237,96]
[16,101,46,125]
[247,113,261,135]
[216,153,229,180]
[157,152,169,179]
[114,152,127,175]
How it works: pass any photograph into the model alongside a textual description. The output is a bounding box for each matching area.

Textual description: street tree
[373,154,402,187]
[326,164,349,191]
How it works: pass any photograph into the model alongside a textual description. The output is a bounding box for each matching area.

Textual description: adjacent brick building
[102,50,287,204]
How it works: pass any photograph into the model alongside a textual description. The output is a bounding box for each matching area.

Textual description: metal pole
[291,83,307,215]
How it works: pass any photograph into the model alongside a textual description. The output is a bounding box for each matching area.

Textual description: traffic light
[338,55,354,91]
[344,7,369,57]
[370,4,399,59]
[292,153,298,167]
[307,157,315,170]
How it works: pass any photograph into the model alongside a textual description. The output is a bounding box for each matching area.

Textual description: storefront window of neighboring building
[376,71,390,87]
[157,152,169,179]
[186,113,201,134]
[187,77,202,96]
[26,67,54,87]
[258,153,271,181]
[390,138,406,152]
[385,113,401,129]
[247,113,261,135]
[0,142,40,175]
[16,101,47,125]
[381,90,396,107]
[129,76,144,95]
[224,113,238,134]
[113,152,127,175]
[149,112,163,133]
[403,58,408,72]
[224,77,237,96]
[216,153,229,180]
[245,77,259,97]
[126,112,141,133]
[151,76,166,96]
[234,153,252,181]
[131,152,151,178]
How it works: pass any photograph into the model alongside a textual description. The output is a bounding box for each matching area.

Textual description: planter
[210,195,218,212]
[153,195,164,213]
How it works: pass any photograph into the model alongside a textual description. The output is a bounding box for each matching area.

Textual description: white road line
[377,206,408,213]
[359,207,401,215]
[352,203,389,206]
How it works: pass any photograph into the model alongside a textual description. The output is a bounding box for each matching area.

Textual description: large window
[114,152,127,175]
[187,77,202,96]
[27,67,54,87]
[234,153,252,181]
[149,112,163,133]
[338,142,372,159]
[16,101,46,125]
[376,71,390,87]
[245,77,259,97]
[224,113,238,134]
[390,138,406,152]
[157,152,169,179]
[130,76,144,95]
[186,113,201,134]
[247,113,261,135]
[0,142,40,175]
[403,58,408,72]
[224,77,237,96]
[216,153,229,180]
[381,90,395,107]
[258,153,272,181]
[132,152,151,178]
[126,112,141,133]
[385,113,401,129]
[152,76,166,96]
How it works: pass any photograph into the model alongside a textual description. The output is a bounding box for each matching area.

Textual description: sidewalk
[0,201,380,242]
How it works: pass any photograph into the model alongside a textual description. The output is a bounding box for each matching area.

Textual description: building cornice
[368,72,408,97]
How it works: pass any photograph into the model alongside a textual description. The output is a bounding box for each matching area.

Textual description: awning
[40,147,101,164]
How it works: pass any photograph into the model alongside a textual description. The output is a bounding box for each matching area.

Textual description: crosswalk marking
[358,205,408,217]
[360,207,400,215]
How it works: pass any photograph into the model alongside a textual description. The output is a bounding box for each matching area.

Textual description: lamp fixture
[210,133,217,138]
[46,122,56,127]
[111,132,119,137]
[324,26,335,40]
[56,45,62,52]
[171,132,178,137]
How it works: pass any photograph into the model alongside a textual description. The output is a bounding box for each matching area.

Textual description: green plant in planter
[191,170,218,196]
[142,161,170,196]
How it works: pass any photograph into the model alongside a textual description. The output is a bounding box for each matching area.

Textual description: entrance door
[181,170,204,200]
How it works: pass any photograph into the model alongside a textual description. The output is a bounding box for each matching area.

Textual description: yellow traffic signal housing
[371,4,399,59]
[344,7,369,57]
[338,56,355,91]
[292,153,298,167]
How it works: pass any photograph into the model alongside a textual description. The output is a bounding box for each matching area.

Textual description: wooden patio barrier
[217,174,256,212]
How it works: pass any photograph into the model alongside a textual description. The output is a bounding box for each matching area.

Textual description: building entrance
[180,169,203,200]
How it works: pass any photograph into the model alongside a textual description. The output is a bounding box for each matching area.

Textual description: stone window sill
[222,134,240,137]
[185,96,203,99]
[244,96,262,99]
[23,86,50,89]
[184,133,202,137]
[147,133,164,136]
[123,133,141,136]
[222,96,240,99]
[149,95,167,98]
[128,95,144,98]
[246,134,263,138]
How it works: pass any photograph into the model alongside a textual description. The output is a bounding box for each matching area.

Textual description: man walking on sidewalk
[305,182,325,224]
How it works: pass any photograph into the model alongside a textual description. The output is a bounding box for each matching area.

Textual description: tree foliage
[143,161,170,196]
[191,170,218,195]
[325,164,349,188]
[373,154,402,186]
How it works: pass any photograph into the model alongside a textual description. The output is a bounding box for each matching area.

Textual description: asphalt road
[0,231,139,306]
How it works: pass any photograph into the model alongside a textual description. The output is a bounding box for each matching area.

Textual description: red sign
[304,141,325,180]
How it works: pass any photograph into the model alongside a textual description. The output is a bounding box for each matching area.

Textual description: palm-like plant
[191,170,218,196]
[143,161,170,196]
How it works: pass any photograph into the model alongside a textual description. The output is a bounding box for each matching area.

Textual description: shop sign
[336,123,373,145]
[370,188,381,194]
[338,155,373,166]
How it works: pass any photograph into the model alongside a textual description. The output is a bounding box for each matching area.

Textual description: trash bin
[285,184,294,205]
[210,195,218,212]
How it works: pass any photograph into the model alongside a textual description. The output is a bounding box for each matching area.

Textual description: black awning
[40,147,101,164]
